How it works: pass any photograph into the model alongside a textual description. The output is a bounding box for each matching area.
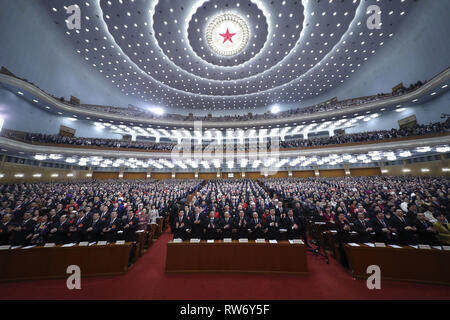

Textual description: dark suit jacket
[264,215,280,240]
[173,216,189,240]
[219,218,233,239]
[10,219,36,246]
[282,216,301,239]
[248,217,265,239]
[388,214,417,245]
[352,219,373,243]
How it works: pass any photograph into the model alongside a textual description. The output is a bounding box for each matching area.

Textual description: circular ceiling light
[205,13,250,57]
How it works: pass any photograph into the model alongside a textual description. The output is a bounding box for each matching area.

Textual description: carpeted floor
[1,229,449,300]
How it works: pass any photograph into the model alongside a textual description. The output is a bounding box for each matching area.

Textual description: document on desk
[173,238,183,243]
[289,239,303,244]
[223,238,232,243]
[432,246,442,250]
[207,239,214,243]
[238,238,249,243]
[190,238,201,243]
[78,242,89,246]
[115,240,125,245]
[389,244,402,249]
[97,241,107,246]
[0,245,11,250]
[364,243,375,247]
[89,242,97,246]
[443,246,450,251]
[256,239,266,243]
[22,245,36,249]
[269,240,277,244]
[62,243,76,247]
[409,245,419,249]
[348,243,360,247]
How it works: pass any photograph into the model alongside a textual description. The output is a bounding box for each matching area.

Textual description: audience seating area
[2,120,448,152]
[0,176,449,282]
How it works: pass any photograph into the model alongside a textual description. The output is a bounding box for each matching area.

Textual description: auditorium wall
[0,87,123,139]
[0,162,89,184]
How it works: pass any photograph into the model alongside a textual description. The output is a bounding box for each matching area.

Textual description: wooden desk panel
[165,241,308,274]
[343,244,450,285]
[0,243,132,282]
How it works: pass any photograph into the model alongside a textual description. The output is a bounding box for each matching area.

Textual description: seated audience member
[388,209,417,245]
[204,211,219,240]
[282,209,301,240]
[370,211,393,243]
[219,211,233,239]
[189,207,204,239]
[412,212,438,245]
[234,210,249,239]
[264,208,279,240]
[102,211,122,242]
[48,214,70,244]
[173,210,188,240]
[86,212,102,242]
[137,208,149,231]
[122,210,139,242]
[249,211,265,240]
[0,213,13,245]
[68,210,90,243]
[433,212,450,245]
[30,215,51,245]
[352,212,373,243]
[10,212,36,246]
[334,212,352,243]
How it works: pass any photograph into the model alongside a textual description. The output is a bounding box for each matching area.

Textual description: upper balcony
[1,66,449,130]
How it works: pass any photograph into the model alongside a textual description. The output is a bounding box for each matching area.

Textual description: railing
[1,67,449,128]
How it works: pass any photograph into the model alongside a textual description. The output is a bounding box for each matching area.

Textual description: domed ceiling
[42,0,416,111]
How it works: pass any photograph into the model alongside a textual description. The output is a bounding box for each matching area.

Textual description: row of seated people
[172,208,303,240]
[321,209,448,246]
[0,210,140,245]
[73,82,423,122]
[3,120,448,152]
[0,179,202,246]
[259,176,450,246]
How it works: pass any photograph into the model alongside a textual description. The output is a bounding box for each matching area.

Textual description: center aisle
[0,229,449,300]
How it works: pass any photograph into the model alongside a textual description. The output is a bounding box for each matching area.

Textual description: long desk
[0,243,132,282]
[165,240,308,274]
[343,243,450,285]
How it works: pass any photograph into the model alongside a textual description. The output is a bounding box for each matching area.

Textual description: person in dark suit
[10,212,36,246]
[48,214,70,244]
[264,209,280,240]
[68,210,91,243]
[352,212,374,243]
[412,212,438,245]
[334,212,352,243]
[86,212,102,242]
[0,214,13,245]
[102,211,122,242]
[219,211,233,239]
[282,209,301,239]
[388,209,417,245]
[233,210,249,239]
[203,211,219,240]
[122,211,139,242]
[173,210,188,240]
[30,215,51,245]
[248,212,264,240]
[370,211,393,243]
[189,207,204,239]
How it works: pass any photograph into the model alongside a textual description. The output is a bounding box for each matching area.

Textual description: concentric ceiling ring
[205,13,250,57]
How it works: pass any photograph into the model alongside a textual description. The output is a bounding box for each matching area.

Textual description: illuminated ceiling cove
[43,0,416,111]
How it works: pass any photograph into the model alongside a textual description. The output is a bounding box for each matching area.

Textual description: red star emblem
[219,28,236,44]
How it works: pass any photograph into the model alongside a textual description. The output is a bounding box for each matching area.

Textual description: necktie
[362,220,365,228]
